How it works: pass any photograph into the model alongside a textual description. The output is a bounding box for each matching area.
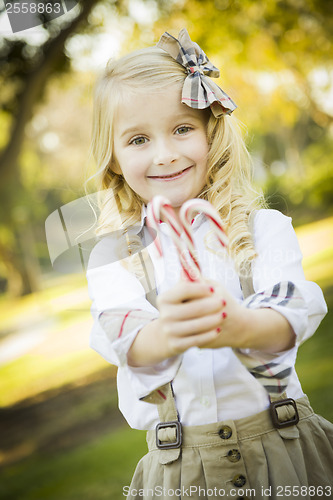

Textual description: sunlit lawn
[0,426,147,500]
[0,216,332,499]
[0,275,106,407]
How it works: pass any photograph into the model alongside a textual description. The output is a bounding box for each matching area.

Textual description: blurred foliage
[265,135,333,222]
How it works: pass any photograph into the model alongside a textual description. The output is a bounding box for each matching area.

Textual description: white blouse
[87,208,327,430]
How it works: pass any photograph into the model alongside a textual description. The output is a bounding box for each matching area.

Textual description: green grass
[0,427,147,500]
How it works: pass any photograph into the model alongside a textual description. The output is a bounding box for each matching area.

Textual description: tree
[0,0,101,183]
[0,0,103,295]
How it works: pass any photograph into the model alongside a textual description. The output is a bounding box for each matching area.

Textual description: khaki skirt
[126,397,333,500]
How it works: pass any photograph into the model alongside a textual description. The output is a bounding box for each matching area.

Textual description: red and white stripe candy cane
[179,198,228,252]
[147,195,200,281]
[147,196,228,282]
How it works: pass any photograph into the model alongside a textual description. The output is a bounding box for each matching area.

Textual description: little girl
[87,29,332,499]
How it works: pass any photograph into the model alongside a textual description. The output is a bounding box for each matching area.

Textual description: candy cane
[147,196,200,281]
[146,195,181,257]
[147,196,228,282]
[179,199,228,252]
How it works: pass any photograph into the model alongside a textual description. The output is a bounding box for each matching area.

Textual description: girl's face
[112,84,210,212]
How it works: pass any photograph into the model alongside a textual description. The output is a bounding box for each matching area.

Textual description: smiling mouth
[148,166,192,180]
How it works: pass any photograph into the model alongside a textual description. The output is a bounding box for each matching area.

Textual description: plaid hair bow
[157,28,237,118]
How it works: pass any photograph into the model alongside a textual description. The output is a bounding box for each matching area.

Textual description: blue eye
[176,126,192,135]
[130,136,147,146]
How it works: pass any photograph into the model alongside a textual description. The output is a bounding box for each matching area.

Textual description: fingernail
[222,312,227,319]
[216,327,221,333]
[222,300,227,307]
[209,287,214,293]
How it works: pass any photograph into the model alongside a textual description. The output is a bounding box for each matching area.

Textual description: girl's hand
[127,279,295,367]
[128,278,225,366]
[201,280,295,353]
[198,279,248,350]
[155,279,225,357]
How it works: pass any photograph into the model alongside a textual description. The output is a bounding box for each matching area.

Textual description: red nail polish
[222,312,227,319]
[209,287,214,293]
[222,300,227,307]
[216,327,221,333]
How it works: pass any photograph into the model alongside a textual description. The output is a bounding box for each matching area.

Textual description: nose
[153,138,179,166]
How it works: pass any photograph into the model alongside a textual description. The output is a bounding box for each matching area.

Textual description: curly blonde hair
[91,46,266,274]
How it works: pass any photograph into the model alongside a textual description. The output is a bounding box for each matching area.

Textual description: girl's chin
[144,187,203,209]
[152,196,186,210]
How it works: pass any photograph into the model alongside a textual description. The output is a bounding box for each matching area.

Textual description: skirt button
[218,425,232,439]
[232,474,246,487]
[227,449,241,462]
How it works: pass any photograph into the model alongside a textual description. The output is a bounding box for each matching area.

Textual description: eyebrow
[119,112,204,139]
[173,112,203,122]
[119,126,143,139]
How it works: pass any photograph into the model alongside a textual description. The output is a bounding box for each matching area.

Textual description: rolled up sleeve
[87,237,181,399]
[247,209,327,346]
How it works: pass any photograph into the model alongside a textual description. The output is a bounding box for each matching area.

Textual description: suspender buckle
[269,398,299,429]
[156,421,182,449]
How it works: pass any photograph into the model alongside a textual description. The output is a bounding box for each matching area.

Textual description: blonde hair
[91,46,266,274]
